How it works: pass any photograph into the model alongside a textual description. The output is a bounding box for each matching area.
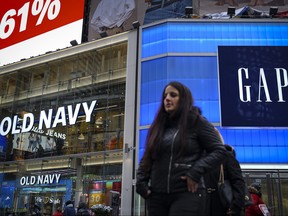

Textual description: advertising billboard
[0,0,85,66]
[86,0,193,41]
[218,46,288,127]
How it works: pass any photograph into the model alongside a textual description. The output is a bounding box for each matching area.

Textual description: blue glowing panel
[216,128,288,163]
[140,56,219,125]
[140,21,288,163]
[0,135,7,160]
[0,182,15,208]
[142,22,288,58]
[138,129,148,164]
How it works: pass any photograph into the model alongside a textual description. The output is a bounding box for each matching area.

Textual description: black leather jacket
[136,114,227,198]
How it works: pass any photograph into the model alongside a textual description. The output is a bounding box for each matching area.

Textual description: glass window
[0,42,127,215]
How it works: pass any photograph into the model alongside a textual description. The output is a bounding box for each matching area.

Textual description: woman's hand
[181,176,198,192]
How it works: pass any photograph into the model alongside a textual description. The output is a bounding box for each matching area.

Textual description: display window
[0,42,127,215]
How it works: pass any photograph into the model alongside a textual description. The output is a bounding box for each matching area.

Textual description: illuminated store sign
[20,173,61,186]
[0,0,85,66]
[218,46,288,127]
[0,100,97,136]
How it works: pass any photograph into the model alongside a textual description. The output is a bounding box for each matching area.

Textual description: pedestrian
[205,143,246,216]
[136,81,227,216]
[63,200,76,216]
[77,202,90,216]
[53,207,63,216]
[31,204,42,216]
[245,183,269,216]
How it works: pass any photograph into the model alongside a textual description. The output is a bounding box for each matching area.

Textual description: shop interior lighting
[227,7,236,18]
[95,117,103,124]
[95,105,118,111]
[78,133,85,140]
[26,159,71,171]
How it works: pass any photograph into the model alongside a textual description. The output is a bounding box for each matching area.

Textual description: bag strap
[218,164,224,184]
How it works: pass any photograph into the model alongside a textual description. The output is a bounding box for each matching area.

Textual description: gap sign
[218,46,288,127]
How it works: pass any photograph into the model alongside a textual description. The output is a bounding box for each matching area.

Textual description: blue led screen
[140,56,219,126]
[142,22,288,59]
[139,21,288,163]
[138,127,288,164]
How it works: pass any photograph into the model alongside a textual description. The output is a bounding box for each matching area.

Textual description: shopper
[77,202,90,216]
[31,204,42,216]
[205,143,246,216]
[245,183,268,216]
[53,207,63,216]
[63,200,76,216]
[136,81,227,216]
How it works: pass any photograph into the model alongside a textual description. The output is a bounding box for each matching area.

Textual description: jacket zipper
[167,129,179,193]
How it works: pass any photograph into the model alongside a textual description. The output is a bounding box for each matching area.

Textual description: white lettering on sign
[20,174,61,186]
[238,68,288,103]
[0,100,97,136]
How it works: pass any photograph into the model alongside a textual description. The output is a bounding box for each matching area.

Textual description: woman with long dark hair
[136,81,227,216]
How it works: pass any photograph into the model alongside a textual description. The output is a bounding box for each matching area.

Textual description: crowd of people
[136,81,270,216]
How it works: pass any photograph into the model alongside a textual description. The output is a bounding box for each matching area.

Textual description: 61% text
[0,0,61,39]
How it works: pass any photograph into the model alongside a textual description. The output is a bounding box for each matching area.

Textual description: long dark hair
[141,81,196,170]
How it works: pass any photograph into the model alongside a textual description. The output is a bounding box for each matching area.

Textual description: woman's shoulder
[187,112,200,127]
[187,111,213,130]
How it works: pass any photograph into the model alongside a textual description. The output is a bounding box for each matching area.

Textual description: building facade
[0,19,288,216]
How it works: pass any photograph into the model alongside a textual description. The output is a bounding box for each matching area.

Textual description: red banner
[0,0,84,49]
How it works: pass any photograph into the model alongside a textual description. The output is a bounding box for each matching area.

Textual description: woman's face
[164,85,180,113]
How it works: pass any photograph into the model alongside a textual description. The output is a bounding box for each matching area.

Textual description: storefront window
[0,42,127,215]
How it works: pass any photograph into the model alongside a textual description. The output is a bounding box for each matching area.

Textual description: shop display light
[78,133,85,140]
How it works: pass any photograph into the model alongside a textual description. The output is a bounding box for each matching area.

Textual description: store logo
[238,67,287,103]
[20,173,61,186]
[0,100,97,136]
[218,46,288,127]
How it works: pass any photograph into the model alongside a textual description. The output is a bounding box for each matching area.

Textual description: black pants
[147,190,207,216]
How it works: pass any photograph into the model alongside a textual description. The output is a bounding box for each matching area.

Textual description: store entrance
[16,190,65,216]
[243,170,288,216]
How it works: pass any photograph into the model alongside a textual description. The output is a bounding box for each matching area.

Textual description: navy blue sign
[218,46,288,127]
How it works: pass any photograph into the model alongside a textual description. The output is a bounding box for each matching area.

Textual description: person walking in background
[53,207,63,216]
[245,183,269,216]
[31,204,42,216]
[136,81,227,216]
[205,143,246,216]
[63,200,76,216]
[77,202,90,216]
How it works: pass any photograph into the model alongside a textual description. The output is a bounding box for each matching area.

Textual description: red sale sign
[0,0,85,49]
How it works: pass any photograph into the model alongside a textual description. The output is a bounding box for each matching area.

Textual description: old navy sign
[20,173,61,186]
[218,46,288,127]
[0,100,97,136]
